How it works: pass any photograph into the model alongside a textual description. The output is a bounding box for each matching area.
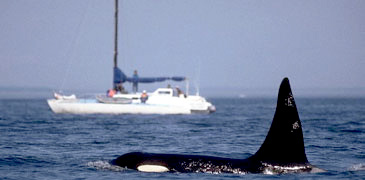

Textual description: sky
[0,0,364,97]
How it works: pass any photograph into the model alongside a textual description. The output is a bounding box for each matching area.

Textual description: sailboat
[47,0,215,114]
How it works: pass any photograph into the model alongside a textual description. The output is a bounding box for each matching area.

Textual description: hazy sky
[1,0,364,96]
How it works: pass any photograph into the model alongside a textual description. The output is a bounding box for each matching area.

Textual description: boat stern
[187,96,216,114]
[208,104,216,113]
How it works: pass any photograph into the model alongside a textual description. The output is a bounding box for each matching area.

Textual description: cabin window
[158,91,171,95]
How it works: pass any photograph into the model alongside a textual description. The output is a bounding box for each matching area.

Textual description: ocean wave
[348,163,365,171]
[86,160,125,172]
[0,156,52,166]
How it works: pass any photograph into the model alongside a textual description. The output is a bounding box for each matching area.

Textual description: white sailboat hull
[47,99,191,114]
[48,88,215,115]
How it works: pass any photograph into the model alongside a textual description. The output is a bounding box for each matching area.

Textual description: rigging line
[59,1,92,92]
[194,58,201,96]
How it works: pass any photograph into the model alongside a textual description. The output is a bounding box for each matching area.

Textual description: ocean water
[0,97,364,179]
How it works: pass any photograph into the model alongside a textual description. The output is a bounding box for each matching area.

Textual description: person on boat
[140,90,148,103]
[107,89,116,97]
[54,92,63,100]
[116,83,128,94]
[116,83,122,92]
[132,70,139,93]
[175,86,186,98]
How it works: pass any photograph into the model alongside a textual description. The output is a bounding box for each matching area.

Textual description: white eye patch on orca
[137,165,169,172]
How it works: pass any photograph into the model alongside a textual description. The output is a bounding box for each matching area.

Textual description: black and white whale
[111,78,323,174]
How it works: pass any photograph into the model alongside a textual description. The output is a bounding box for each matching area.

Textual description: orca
[111,78,323,174]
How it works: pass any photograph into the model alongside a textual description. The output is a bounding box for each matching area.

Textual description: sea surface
[0,97,364,179]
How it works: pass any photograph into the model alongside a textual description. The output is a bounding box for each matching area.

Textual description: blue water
[0,98,364,179]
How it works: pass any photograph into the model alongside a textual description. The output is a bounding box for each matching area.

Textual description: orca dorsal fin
[251,77,309,166]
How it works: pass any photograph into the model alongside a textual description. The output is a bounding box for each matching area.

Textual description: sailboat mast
[114,0,118,68]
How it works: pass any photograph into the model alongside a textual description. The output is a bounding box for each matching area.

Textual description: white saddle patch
[137,164,169,172]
